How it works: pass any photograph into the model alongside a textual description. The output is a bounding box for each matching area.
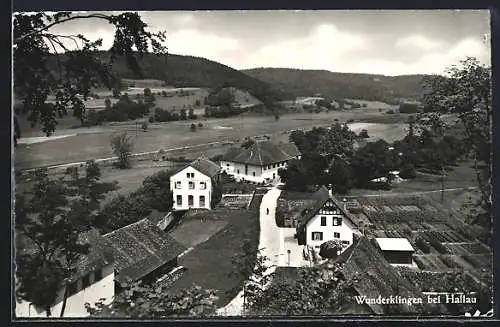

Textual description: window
[312,232,323,241]
[342,240,350,245]
[333,217,342,226]
[186,172,190,178]
[200,195,206,207]
[68,281,78,296]
[188,195,194,207]
[175,181,181,189]
[226,164,230,167]
[82,274,90,289]
[273,164,276,168]
[237,169,240,174]
[188,181,195,189]
[200,182,206,189]
[252,172,256,176]
[334,232,340,238]
[320,216,326,226]
[177,195,182,206]
[94,268,103,282]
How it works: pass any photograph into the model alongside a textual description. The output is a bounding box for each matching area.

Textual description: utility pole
[441,166,445,203]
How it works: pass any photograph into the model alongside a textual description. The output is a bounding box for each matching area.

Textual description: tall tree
[13,12,166,135]
[421,57,491,231]
[15,163,118,316]
[15,169,88,316]
[110,132,134,168]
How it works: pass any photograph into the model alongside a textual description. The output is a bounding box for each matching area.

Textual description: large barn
[220,141,301,184]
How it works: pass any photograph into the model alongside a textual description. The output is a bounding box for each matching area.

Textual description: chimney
[342,198,347,211]
[328,186,333,198]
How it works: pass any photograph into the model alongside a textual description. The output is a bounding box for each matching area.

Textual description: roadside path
[216,187,282,316]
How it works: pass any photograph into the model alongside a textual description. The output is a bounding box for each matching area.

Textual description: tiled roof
[190,157,221,178]
[329,237,445,315]
[172,157,221,178]
[222,141,301,166]
[103,218,186,284]
[298,186,357,227]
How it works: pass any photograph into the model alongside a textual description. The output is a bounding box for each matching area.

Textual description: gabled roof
[328,236,443,315]
[172,157,221,178]
[376,238,415,252]
[103,218,186,284]
[298,186,356,227]
[222,141,301,166]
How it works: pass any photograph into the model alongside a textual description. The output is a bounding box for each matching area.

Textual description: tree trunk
[59,284,68,317]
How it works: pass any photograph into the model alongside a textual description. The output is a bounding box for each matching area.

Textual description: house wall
[305,213,354,252]
[220,159,295,184]
[15,264,114,318]
[383,251,414,264]
[170,166,212,210]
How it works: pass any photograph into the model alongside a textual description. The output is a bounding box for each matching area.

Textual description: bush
[197,122,203,128]
[319,240,343,259]
[399,164,417,179]
[386,109,395,114]
[148,116,155,123]
[190,123,197,132]
[141,122,148,131]
[358,129,369,138]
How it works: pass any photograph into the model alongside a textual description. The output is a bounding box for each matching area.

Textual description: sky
[38,10,490,76]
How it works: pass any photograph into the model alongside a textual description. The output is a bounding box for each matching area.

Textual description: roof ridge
[102,217,149,237]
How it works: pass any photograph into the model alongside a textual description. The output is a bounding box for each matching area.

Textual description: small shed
[375,237,415,264]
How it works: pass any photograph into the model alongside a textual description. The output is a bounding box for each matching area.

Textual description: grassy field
[344,99,399,111]
[15,110,410,170]
[167,208,260,307]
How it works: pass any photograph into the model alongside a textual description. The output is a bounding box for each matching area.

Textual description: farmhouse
[103,218,186,287]
[220,141,301,184]
[375,237,415,265]
[328,236,446,315]
[296,186,358,252]
[16,229,115,318]
[170,157,221,211]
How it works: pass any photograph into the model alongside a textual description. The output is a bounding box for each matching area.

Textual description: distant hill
[47,53,292,106]
[241,68,429,103]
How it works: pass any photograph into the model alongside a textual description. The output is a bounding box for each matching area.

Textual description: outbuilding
[375,237,415,265]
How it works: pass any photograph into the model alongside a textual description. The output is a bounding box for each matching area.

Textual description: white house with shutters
[15,229,115,318]
[296,186,358,253]
[170,158,221,211]
[220,141,301,184]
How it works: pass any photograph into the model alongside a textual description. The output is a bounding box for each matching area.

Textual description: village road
[216,186,283,316]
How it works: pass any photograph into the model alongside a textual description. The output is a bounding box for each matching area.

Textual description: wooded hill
[242,68,429,103]
[47,52,292,106]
